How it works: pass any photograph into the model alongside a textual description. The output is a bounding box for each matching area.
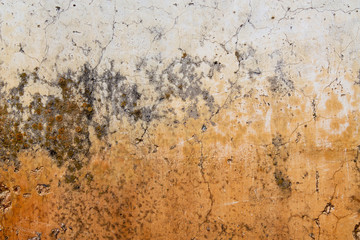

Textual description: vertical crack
[313,185,337,239]
[354,145,360,172]
[311,98,317,120]
[197,138,214,232]
[316,170,319,193]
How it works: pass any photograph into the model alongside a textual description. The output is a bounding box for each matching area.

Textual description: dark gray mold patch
[274,169,291,189]
[0,56,224,185]
[267,61,294,94]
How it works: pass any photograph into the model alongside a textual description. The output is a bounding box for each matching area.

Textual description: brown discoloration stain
[325,93,343,115]
[0,60,359,240]
[1,0,360,238]
[0,123,359,239]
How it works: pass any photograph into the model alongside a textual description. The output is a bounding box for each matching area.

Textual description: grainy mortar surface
[0,0,359,239]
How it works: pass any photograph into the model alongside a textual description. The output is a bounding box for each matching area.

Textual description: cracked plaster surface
[0,0,359,239]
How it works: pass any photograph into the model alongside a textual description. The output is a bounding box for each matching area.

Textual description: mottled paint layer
[0,0,360,239]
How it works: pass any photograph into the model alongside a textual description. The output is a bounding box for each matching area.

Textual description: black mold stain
[274,169,291,189]
[269,135,289,166]
[0,58,224,187]
[267,61,294,94]
[267,76,294,94]
[79,65,158,123]
[0,64,159,174]
[0,68,102,187]
[269,135,291,191]
[157,55,217,113]
[136,55,223,122]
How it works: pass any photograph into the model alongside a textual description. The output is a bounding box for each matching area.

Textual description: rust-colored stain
[0,67,359,239]
[0,1,360,239]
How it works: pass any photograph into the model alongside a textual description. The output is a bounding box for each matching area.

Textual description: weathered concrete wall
[0,0,359,239]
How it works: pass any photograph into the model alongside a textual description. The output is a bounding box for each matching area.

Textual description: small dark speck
[50,150,57,156]
[201,124,207,132]
[271,16,275,19]
[304,125,307,128]
[56,6,60,11]
[73,4,76,7]
[189,2,194,5]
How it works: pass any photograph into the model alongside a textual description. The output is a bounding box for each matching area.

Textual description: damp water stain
[0,1,360,239]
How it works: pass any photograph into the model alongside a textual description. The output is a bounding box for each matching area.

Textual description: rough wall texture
[0,0,360,239]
